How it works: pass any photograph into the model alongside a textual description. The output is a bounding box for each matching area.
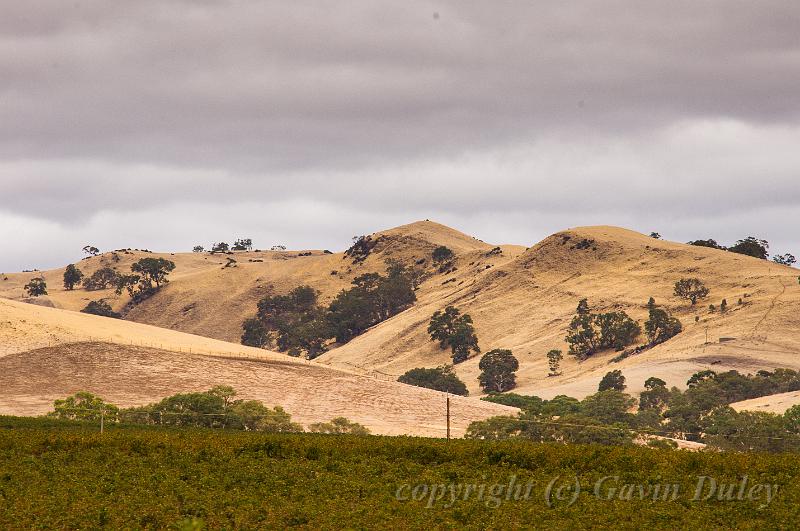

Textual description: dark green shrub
[81,300,121,319]
[398,366,469,396]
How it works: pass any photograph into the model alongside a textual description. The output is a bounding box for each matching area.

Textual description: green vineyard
[1,417,799,529]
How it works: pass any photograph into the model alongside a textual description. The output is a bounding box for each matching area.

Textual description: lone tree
[547,349,563,376]
[728,237,769,259]
[673,278,709,305]
[83,267,121,291]
[211,242,230,253]
[24,277,48,297]
[62,264,84,290]
[598,370,626,392]
[432,245,454,264]
[131,258,176,288]
[82,245,100,257]
[428,306,480,363]
[644,300,682,345]
[478,349,519,393]
[192,245,205,253]
[398,366,469,396]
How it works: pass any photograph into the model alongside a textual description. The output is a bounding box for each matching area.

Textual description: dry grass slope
[0,298,515,435]
[2,220,799,403]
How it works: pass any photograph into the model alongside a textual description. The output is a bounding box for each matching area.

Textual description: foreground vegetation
[476,368,800,452]
[1,417,800,528]
[47,387,368,435]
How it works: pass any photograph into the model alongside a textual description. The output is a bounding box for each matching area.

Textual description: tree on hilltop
[729,237,769,259]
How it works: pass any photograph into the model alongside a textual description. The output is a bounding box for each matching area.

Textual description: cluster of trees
[402,306,520,394]
[565,299,641,359]
[193,239,255,253]
[243,285,329,357]
[472,367,800,452]
[41,258,175,313]
[328,262,417,343]
[470,387,638,445]
[688,236,795,265]
[63,257,176,299]
[242,262,417,358]
[48,387,369,435]
[114,257,176,304]
[565,298,682,361]
[345,235,378,263]
[773,253,797,266]
[398,348,520,395]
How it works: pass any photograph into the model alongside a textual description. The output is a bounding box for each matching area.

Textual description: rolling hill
[2,220,799,408]
[0,298,515,435]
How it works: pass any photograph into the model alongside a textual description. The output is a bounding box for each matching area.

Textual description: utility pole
[446,393,451,441]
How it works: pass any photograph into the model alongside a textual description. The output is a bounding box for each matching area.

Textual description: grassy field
[1,417,799,529]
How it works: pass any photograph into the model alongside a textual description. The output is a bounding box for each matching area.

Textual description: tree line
[241,261,417,358]
[48,387,369,435]
[471,367,800,452]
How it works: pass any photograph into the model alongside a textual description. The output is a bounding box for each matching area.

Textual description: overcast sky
[2,1,799,272]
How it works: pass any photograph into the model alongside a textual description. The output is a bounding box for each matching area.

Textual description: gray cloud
[1,1,799,271]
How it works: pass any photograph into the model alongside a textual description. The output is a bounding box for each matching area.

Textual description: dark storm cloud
[1,1,799,271]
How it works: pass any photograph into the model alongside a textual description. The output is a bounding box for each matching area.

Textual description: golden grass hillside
[0,298,515,435]
[2,220,799,401]
[318,225,800,399]
[0,221,505,342]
